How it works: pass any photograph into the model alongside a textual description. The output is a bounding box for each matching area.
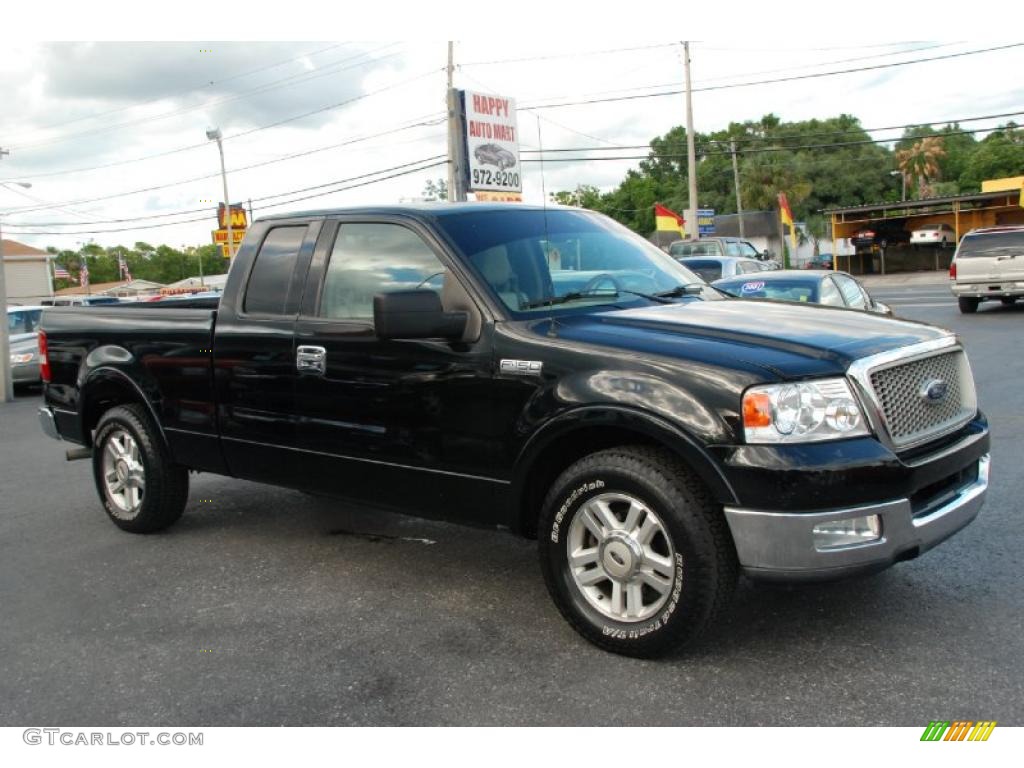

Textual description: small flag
[53,264,71,279]
[655,203,686,237]
[778,192,797,255]
[79,259,90,290]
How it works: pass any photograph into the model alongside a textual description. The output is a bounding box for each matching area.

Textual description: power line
[515,112,1024,156]
[517,124,1012,163]
[459,43,679,67]
[522,44,1024,110]
[7,127,448,227]
[4,157,447,236]
[1,72,444,216]
[523,42,961,107]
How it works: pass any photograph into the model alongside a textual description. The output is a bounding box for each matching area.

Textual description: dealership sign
[462,90,521,194]
[697,208,716,236]
[212,203,248,258]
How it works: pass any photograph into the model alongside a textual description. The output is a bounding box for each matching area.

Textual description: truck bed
[41,305,220,466]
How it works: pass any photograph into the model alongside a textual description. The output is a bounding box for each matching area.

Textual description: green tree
[959,124,1024,190]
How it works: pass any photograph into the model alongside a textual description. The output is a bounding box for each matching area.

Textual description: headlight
[10,352,35,365]
[742,378,870,443]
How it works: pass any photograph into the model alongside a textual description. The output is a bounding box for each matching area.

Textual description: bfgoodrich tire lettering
[92,404,189,533]
[538,446,737,657]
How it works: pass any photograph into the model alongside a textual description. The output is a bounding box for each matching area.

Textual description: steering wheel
[582,273,623,294]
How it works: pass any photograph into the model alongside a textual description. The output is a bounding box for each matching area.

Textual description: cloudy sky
[1,38,1022,252]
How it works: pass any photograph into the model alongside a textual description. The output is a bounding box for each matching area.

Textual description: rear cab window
[243,226,308,315]
[956,230,1024,258]
[681,260,723,282]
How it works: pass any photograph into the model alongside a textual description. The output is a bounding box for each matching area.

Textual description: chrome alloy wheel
[566,492,677,623]
[101,429,146,518]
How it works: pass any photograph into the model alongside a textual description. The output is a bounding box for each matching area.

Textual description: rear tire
[1000,298,1016,306]
[92,404,189,533]
[958,297,980,314]
[538,446,737,658]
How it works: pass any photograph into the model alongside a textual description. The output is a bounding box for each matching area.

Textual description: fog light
[813,514,881,550]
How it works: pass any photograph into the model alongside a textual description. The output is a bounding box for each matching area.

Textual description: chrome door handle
[296,345,326,375]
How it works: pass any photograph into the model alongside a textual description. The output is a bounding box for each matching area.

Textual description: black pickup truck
[38,204,990,657]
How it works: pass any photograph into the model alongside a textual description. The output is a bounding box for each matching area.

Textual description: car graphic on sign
[474,143,517,170]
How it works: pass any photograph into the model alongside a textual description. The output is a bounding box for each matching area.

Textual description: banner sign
[462,89,521,194]
[474,191,523,202]
[697,208,716,236]
[212,229,246,245]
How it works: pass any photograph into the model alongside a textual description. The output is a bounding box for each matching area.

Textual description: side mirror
[373,290,467,341]
[873,300,893,317]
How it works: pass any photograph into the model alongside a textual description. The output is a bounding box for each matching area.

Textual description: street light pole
[0,178,34,403]
[207,128,233,259]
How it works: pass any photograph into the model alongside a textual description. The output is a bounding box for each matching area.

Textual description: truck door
[290,216,503,525]
[215,220,319,485]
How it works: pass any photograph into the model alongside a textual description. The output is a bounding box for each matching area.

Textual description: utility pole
[446,42,456,202]
[730,139,745,239]
[445,42,468,202]
[683,41,698,241]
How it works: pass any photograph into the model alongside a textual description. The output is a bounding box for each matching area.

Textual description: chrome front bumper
[38,406,61,442]
[724,454,990,581]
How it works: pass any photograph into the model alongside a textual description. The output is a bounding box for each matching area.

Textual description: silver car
[950,225,1024,313]
[9,335,41,387]
[676,256,769,283]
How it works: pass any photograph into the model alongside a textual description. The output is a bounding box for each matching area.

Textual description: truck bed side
[41,305,224,473]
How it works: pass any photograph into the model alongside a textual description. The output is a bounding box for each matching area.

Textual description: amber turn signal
[742,392,772,428]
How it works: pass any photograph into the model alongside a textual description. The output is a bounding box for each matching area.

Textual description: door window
[819,277,845,307]
[833,274,868,309]
[243,226,307,315]
[320,223,446,321]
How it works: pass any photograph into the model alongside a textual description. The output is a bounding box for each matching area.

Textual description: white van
[950,226,1024,313]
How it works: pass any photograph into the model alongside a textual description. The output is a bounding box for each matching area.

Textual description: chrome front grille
[860,346,976,449]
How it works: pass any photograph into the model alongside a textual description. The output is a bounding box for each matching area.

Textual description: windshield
[669,241,719,257]
[957,231,1024,258]
[435,209,718,314]
[715,278,818,303]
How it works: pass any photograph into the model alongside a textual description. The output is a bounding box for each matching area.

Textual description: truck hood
[539,299,949,380]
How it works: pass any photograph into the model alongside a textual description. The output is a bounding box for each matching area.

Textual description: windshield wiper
[653,282,708,298]
[522,288,674,310]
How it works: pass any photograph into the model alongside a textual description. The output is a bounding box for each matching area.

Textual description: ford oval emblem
[920,378,949,404]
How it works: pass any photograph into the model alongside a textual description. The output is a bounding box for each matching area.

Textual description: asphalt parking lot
[1,280,1021,726]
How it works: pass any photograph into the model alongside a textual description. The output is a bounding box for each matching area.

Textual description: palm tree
[896,137,946,199]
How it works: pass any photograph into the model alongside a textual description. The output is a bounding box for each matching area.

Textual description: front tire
[958,297,980,314]
[538,446,737,658]
[1000,297,1016,306]
[92,404,189,533]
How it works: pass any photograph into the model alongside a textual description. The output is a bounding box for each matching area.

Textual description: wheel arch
[511,406,737,538]
[80,367,167,449]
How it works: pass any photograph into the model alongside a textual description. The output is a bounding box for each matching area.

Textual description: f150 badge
[500,359,543,376]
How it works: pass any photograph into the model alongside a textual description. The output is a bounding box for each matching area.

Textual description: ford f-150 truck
[37,204,991,657]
